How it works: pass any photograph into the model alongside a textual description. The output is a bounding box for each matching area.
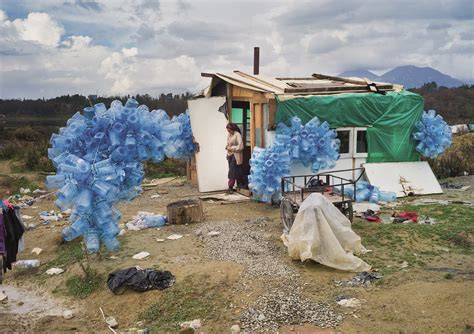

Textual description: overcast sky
[0,0,473,98]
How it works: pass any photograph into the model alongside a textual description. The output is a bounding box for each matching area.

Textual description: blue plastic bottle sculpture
[249,115,341,203]
[47,98,196,253]
[412,110,452,158]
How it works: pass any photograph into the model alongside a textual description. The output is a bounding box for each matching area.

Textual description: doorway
[231,101,251,186]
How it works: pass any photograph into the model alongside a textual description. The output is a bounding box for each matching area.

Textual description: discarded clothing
[285,193,371,272]
[392,211,418,224]
[363,209,381,223]
[2,204,25,273]
[334,271,383,287]
[107,267,175,294]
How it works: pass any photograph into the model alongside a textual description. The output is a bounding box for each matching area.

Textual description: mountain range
[338,65,466,88]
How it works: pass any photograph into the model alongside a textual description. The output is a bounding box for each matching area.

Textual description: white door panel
[188,97,228,192]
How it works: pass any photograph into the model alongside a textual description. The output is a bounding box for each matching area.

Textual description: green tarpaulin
[276,90,424,163]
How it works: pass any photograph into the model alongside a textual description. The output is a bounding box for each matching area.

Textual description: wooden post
[166,199,203,224]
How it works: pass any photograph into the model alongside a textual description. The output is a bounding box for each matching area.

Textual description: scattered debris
[400,261,409,268]
[150,194,161,199]
[156,238,165,243]
[39,211,60,222]
[119,229,126,236]
[180,319,202,330]
[46,268,64,275]
[337,298,361,308]
[106,316,119,328]
[63,309,74,319]
[363,209,381,223]
[132,252,150,260]
[230,324,241,334]
[33,189,46,194]
[127,212,167,230]
[107,267,175,294]
[334,272,383,287]
[0,291,7,302]
[27,223,36,230]
[14,259,41,268]
[353,203,380,215]
[20,187,31,194]
[21,215,33,220]
[99,307,118,333]
[31,247,43,255]
[166,234,183,240]
[207,231,220,237]
[392,211,418,224]
[194,229,202,236]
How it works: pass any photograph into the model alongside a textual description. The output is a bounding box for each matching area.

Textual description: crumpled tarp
[107,266,175,294]
[286,193,371,272]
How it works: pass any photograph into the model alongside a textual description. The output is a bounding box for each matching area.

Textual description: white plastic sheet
[286,193,371,272]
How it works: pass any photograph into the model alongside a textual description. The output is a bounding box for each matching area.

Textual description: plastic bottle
[14,260,41,268]
[143,215,167,228]
[379,191,397,202]
[46,174,66,189]
[84,229,100,253]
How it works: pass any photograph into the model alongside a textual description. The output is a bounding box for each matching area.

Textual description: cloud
[0,1,473,98]
[0,11,64,47]
[69,0,103,12]
[99,48,202,94]
[427,22,452,30]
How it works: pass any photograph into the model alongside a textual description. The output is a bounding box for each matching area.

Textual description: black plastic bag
[107,267,175,294]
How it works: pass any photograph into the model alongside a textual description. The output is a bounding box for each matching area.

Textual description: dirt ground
[1,165,473,333]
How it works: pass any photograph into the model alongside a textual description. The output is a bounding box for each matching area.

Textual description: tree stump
[166,199,203,225]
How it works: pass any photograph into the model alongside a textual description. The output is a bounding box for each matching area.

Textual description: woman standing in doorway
[225,123,244,192]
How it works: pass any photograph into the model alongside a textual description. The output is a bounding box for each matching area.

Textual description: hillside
[339,65,466,88]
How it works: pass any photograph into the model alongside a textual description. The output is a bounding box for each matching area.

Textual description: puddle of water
[0,285,64,317]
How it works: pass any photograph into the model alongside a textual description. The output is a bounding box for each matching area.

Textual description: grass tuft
[139,274,228,332]
[66,268,104,299]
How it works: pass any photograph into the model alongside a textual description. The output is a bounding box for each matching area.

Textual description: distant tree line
[0,92,194,118]
[0,84,473,125]
[409,82,474,125]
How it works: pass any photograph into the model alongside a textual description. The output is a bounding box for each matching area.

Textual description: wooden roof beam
[312,73,370,86]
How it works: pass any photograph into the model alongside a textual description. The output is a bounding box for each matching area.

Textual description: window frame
[335,127,353,158]
[353,127,368,158]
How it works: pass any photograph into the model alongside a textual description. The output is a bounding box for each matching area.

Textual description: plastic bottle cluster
[412,110,452,158]
[249,116,340,203]
[46,98,195,253]
[248,139,292,203]
[277,116,341,172]
[336,181,397,203]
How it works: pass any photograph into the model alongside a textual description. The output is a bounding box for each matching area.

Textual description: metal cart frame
[280,167,365,232]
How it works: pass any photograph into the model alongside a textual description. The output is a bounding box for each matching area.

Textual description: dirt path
[1,177,473,333]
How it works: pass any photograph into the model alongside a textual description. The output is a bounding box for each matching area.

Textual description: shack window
[337,130,351,154]
[356,130,368,153]
[231,107,243,134]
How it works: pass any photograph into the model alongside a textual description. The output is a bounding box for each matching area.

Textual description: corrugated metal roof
[202,71,401,96]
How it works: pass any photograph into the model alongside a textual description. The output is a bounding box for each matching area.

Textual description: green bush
[0,141,19,160]
[13,126,41,142]
[144,158,186,178]
[427,133,474,179]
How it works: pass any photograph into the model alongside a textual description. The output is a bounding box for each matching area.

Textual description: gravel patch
[200,220,296,279]
[240,288,343,331]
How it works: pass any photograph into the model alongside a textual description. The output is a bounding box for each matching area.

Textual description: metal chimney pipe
[253,47,260,75]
